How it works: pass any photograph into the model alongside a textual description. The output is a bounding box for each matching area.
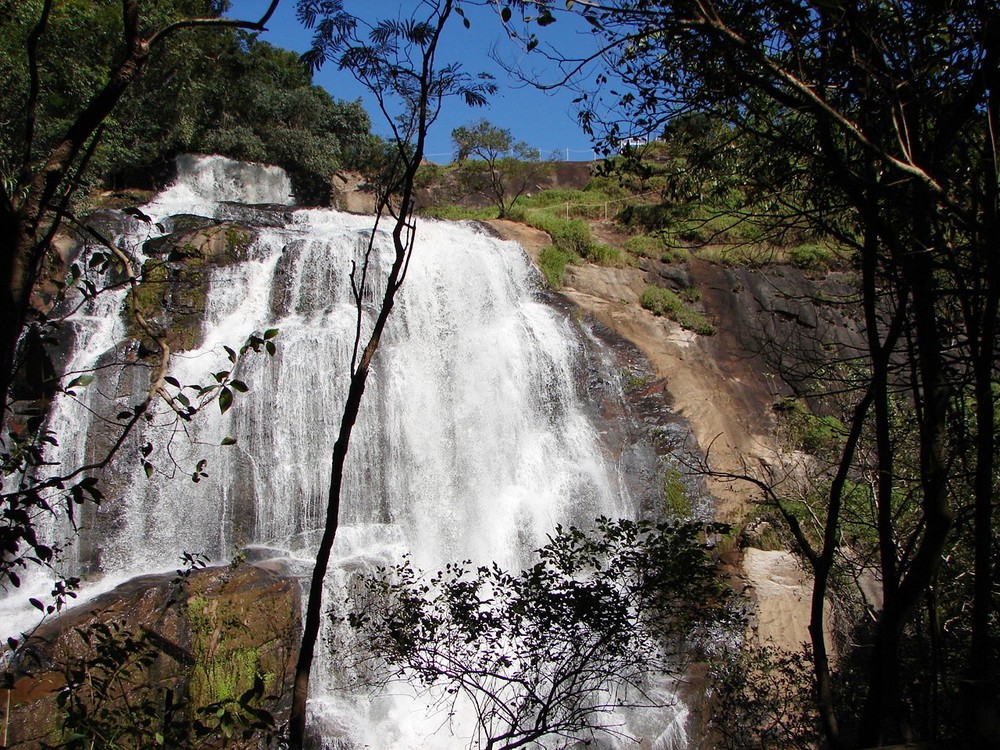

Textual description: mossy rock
[183,568,300,710]
[143,222,256,265]
[127,223,257,352]
[2,564,300,748]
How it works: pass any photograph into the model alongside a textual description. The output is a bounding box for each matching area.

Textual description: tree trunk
[857,192,955,747]
[286,5,454,744]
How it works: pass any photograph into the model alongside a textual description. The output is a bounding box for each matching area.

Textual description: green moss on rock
[3,564,300,748]
[126,223,257,353]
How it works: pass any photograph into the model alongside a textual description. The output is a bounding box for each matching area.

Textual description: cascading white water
[5,155,690,748]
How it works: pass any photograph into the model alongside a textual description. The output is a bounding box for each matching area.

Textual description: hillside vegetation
[414,127,850,340]
[0,0,379,205]
[417,124,850,275]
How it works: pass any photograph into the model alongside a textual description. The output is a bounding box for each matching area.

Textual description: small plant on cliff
[338,518,731,750]
[537,246,577,288]
[640,286,716,335]
[773,397,846,455]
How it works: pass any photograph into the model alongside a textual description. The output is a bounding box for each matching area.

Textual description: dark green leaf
[219,387,233,414]
[67,374,94,388]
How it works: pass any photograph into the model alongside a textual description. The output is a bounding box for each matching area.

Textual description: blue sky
[233,1,602,163]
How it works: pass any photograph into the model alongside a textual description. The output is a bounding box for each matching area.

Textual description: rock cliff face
[487,219,863,653]
[4,563,300,749]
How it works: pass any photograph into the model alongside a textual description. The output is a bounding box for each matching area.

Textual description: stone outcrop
[486,218,864,655]
[131,221,258,352]
[3,563,300,749]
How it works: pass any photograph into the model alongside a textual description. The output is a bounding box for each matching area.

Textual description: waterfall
[4,155,690,748]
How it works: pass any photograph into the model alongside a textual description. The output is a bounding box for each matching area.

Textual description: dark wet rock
[639,257,693,289]
[215,201,295,228]
[240,546,291,564]
[157,213,217,235]
[142,222,257,264]
[132,222,258,352]
[82,208,150,242]
[693,260,864,401]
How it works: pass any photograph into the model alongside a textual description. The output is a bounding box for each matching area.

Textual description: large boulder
[130,222,258,352]
[3,563,300,748]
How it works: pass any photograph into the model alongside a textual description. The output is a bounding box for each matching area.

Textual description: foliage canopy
[339,518,731,750]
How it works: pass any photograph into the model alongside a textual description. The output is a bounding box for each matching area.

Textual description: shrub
[414,162,444,189]
[584,175,632,200]
[624,232,693,263]
[773,397,847,454]
[787,242,839,271]
[524,212,595,256]
[640,286,716,335]
[339,518,731,750]
[618,203,682,233]
[538,246,577,288]
[679,286,702,303]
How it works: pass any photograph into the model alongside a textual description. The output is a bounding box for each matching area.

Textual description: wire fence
[424,146,599,162]
[549,189,660,221]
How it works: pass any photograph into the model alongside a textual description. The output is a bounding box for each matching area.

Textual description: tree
[507,0,999,746]
[451,119,551,218]
[338,518,730,750]
[108,33,379,204]
[0,0,280,424]
[0,0,284,605]
[289,1,495,746]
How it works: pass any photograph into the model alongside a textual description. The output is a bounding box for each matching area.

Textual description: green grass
[621,368,649,391]
[697,241,851,270]
[587,243,627,266]
[518,186,623,220]
[640,285,716,335]
[661,466,692,518]
[786,242,847,271]
[421,204,498,221]
[538,246,578,288]
[621,235,667,260]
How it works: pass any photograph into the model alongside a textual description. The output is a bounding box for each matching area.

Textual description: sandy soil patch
[742,549,812,650]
